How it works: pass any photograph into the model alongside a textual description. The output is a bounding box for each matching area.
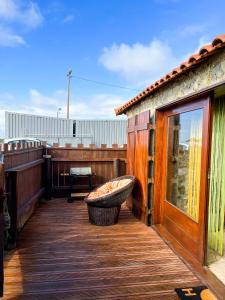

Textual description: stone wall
[126,49,225,118]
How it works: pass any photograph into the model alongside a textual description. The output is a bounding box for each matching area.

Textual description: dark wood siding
[3,144,45,244]
[126,111,150,224]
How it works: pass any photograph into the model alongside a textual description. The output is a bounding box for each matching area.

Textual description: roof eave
[115,34,225,116]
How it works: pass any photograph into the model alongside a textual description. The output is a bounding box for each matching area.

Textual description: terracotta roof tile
[115,34,225,115]
[172,68,179,75]
[165,73,172,80]
[180,61,189,70]
[212,34,225,46]
[188,54,200,63]
[199,44,213,55]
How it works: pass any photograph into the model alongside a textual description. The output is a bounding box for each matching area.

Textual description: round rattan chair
[84,175,135,226]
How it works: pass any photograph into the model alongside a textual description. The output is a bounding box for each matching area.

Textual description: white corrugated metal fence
[5,112,127,147]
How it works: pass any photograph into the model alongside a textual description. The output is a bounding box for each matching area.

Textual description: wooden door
[0,163,4,296]
[127,111,150,223]
[154,98,211,263]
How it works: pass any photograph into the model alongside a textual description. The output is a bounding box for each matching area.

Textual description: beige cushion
[87,179,132,200]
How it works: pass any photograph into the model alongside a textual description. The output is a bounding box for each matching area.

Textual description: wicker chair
[84,175,135,226]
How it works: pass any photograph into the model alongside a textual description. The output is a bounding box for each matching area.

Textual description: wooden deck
[3,199,203,300]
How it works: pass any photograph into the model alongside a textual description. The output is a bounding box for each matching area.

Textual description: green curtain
[187,119,202,222]
[208,96,225,256]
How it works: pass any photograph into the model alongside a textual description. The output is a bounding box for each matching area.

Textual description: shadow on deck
[3,199,202,299]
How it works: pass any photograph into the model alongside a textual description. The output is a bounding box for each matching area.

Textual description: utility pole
[57,108,62,144]
[67,70,73,119]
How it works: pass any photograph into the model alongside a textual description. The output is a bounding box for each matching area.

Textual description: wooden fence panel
[47,145,127,196]
[6,159,44,241]
[0,143,127,243]
[4,147,43,170]
[0,143,45,246]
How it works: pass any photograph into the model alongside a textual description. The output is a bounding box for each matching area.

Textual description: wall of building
[126,49,225,118]
[5,112,127,147]
[75,119,127,146]
[5,112,73,138]
[123,49,225,227]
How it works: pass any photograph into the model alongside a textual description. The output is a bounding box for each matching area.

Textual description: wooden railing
[2,142,44,170]
[47,143,127,197]
[1,142,45,246]
[0,142,127,246]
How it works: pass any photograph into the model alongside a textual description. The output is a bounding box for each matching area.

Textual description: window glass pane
[166,109,203,222]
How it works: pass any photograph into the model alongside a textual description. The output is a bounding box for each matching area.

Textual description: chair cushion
[87,178,132,200]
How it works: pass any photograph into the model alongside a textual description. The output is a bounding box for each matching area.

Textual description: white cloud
[0,0,43,47]
[29,89,63,107]
[0,0,43,28]
[0,25,25,46]
[0,0,18,20]
[0,92,15,101]
[196,35,211,50]
[99,39,179,86]
[22,2,43,29]
[180,24,206,37]
[29,89,126,120]
[63,15,74,23]
[70,94,126,119]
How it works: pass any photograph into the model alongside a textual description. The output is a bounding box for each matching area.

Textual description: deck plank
[3,199,202,299]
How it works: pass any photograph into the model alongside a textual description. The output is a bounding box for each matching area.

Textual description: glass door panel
[166,109,203,222]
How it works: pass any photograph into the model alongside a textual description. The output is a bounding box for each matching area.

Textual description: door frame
[153,95,212,264]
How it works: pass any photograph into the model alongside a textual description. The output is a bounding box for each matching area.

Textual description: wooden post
[43,155,52,200]
[112,144,118,149]
[65,143,72,149]
[42,142,48,156]
[5,170,17,248]
[3,144,8,153]
[113,159,120,178]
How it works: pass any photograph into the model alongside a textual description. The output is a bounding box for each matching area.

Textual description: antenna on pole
[67,69,73,119]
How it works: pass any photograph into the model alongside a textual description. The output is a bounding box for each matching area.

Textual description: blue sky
[0,0,225,136]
